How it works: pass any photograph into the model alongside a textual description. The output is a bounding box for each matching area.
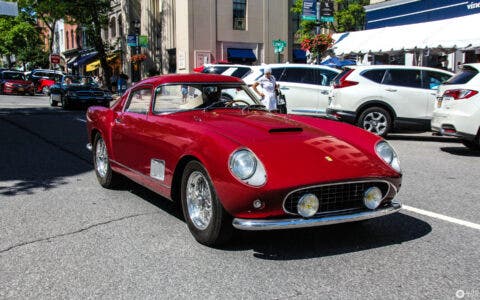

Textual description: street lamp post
[131,20,141,82]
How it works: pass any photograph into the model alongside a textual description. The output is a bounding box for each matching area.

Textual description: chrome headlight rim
[228,148,267,187]
[375,140,401,173]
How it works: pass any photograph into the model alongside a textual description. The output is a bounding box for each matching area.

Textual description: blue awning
[71,52,98,67]
[293,49,306,60]
[227,48,256,61]
[320,57,356,67]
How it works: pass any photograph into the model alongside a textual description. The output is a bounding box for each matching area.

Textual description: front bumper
[232,202,401,230]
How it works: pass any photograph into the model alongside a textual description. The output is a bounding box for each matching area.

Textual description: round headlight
[376,141,401,173]
[363,187,383,210]
[297,194,319,218]
[229,149,257,180]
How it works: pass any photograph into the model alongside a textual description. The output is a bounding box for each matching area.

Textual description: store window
[233,0,246,30]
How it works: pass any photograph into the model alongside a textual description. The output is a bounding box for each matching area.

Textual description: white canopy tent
[332,13,480,55]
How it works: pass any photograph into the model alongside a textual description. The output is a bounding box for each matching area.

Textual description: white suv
[431,63,480,150]
[326,65,453,137]
[242,64,340,116]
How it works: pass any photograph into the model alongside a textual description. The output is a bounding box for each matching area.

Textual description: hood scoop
[269,127,303,133]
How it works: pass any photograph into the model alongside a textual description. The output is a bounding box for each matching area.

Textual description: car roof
[138,73,245,85]
[347,64,454,74]
[204,64,252,68]
[461,63,480,71]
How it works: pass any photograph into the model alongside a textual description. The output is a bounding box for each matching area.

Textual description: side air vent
[269,127,303,133]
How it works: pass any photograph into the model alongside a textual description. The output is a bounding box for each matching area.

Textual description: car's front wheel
[49,94,58,106]
[42,86,50,95]
[181,161,233,246]
[357,107,392,137]
[93,134,122,188]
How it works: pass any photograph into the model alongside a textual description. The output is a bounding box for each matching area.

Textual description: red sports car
[86,74,402,246]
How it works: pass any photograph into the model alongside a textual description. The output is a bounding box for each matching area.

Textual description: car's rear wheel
[49,94,58,107]
[181,161,233,246]
[461,139,480,150]
[93,134,122,188]
[357,107,392,137]
[42,86,49,95]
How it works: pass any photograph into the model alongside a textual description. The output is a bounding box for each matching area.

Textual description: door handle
[115,117,123,124]
[320,90,329,95]
[385,88,397,92]
[280,87,289,90]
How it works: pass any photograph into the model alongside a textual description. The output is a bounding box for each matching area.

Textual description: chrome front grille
[283,181,391,215]
[77,91,104,97]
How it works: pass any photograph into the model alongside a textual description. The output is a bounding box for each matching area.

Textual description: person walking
[252,67,279,111]
[117,72,129,95]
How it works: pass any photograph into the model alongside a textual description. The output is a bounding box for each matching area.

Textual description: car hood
[193,110,398,186]
[63,84,104,91]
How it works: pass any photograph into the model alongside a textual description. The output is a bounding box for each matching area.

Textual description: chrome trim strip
[282,179,394,216]
[233,202,401,231]
[110,159,171,189]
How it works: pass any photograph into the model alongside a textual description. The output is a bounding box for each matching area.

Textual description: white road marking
[403,205,480,231]
[76,118,86,123]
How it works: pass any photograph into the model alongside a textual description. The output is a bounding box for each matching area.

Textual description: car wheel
[42,86,49,95]
[181,161,233,246]
[61,96,71,109]
[93,134,122,188]
[49,94,58,107]
[357,107,392,137]
[461,139,480,151]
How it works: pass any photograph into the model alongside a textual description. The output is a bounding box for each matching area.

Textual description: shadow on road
[387,133,459,143]
[440,146,480,157]
[226,213,431,260]
[0,109,91,196]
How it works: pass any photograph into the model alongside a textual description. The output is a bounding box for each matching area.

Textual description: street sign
[127,34,137,47]
[50,53,61,64]
[321,16,335,22]
[272,39,287,54]
[139,35,148,48]
[302,0,317,21]
[320,0,334,17]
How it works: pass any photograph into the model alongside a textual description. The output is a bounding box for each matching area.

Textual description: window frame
[233,0,247,31]
[123,85,153,115]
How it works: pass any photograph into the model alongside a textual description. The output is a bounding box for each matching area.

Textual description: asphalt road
[0,94,479,299]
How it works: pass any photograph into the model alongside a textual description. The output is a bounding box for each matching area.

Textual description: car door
[111,86,153,175]
[381,68,428,126]
[315,68,339,114]
[277,67,322,116]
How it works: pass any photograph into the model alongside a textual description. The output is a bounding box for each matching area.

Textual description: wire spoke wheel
[186,171,213,230]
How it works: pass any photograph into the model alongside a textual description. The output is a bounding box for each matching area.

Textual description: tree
[334,0,369,32]
[64,0,114,90]
[18,0,69,55]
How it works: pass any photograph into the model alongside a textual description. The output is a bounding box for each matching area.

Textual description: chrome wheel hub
[363,112,387,135]
[186,171,213,230]
[95,138,108,178]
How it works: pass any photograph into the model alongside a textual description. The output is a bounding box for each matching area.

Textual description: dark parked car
[0,70,34,95]
[49,75,112,109]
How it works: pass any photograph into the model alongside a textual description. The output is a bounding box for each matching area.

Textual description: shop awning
[227,48,256,61]
[71,52,98,68]
[86,54,119,72]
[332,13,480,55]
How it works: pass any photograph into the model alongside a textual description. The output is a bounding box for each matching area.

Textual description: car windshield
[3,72,26,80]
[444,66,478,85]
[152,83,262,114]
[63,76,96,86]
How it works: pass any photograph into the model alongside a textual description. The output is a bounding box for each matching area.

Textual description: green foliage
[334,1,368,32]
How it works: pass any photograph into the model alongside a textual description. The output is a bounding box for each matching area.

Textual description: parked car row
[0,70,35,96]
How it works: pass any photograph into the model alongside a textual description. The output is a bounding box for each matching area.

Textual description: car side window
[383,69,422,88]
[425,71,451,89]
[153,84,204,113]
[361,69,386,83]
[271,68,285,81]
[281,68,315,84]
[125,88,152,114]
[316,69,339,86]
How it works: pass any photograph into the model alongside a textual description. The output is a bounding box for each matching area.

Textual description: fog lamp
[252,199,264,209]
[297,194,319,218]
[363,187,383,210]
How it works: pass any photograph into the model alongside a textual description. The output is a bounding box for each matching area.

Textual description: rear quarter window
[445,66,478,84]
[361,69,386,83]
